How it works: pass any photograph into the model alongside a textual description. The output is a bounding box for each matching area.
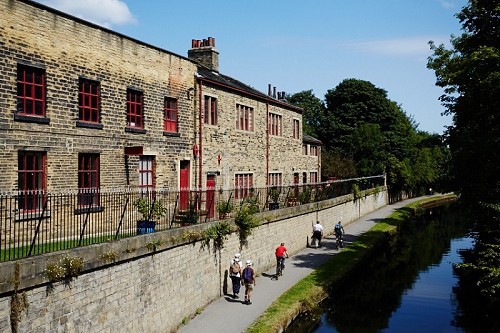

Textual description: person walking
[229,253,243,298]
[241,260,255,305]
[312,221,324,247]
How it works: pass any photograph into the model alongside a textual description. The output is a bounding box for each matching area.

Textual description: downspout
[318,145,321,182]
[266,102,269,186]
[198,79,203,189]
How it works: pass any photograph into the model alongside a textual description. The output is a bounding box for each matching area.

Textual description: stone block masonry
[0,0,197,192]
[0,190,387,333]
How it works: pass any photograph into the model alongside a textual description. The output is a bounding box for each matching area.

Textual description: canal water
[286,203,475,333]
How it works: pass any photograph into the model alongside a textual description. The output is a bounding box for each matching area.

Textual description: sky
[34,0,467,135]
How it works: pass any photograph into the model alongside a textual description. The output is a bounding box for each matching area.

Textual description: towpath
[179,197,424,333]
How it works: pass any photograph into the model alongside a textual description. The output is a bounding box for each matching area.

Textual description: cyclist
[334,221,345,246]
[275,242,289,276]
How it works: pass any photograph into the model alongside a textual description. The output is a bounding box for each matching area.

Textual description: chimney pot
[268,84,272,96]
[273,87,277,98]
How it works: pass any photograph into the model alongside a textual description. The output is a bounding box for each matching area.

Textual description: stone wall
[0,190,387,333]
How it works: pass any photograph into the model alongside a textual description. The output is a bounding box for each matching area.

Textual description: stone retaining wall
[0,190,387,333]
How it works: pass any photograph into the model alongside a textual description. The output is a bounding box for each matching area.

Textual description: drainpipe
[266,102,269,186]
[198,79,203,189]
[318,146,321,182]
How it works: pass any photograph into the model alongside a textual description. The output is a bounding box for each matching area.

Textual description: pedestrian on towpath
[229,253,243,298]
[241,260,255,305]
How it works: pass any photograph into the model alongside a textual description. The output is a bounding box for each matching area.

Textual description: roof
[303,134,322,145]
[196,67,302,113]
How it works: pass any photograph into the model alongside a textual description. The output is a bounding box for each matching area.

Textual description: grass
[246,195,455,333]
[0,232,134,262]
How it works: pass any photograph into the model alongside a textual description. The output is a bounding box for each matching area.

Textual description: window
[78,78,100,123]
[235,173,253,199]
[236,104,253,131]
[310,172,318,184]
[293,119,300,139]
[303,144,308,155]
[204,95,217,125]
[18,151,46,211]
[310,145,318,156]
[139,156,155,193]
[269,173,282,186]
[127,89,144,129]
[269,113,282,136]
[164,97,178,133]
[17,65,45,117]
[78,154,100,207]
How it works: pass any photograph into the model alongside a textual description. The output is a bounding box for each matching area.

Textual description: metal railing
[0,175,384,261]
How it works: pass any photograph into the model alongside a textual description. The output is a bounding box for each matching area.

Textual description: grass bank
[246,194,457,333]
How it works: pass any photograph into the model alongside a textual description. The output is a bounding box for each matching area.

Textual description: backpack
[230,261,240,275]
[335,224,341,231]
[242,267,253,283]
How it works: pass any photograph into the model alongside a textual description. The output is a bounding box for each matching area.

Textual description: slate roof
[303,133,323,145]
[196,67,302,113]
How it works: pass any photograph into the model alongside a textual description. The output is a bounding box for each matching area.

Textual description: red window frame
[293,119,300,139]
[17,65,46,117]
[310,145,318,156]
[127,89,144,129]
[269,173,282,186]
[269,113,282,136]
[78,78,100,123]
[236,104,253,131]
[204,96,217,125]
[235,173,253,199]
[139,156,155,194]
[310,172,318,183]
[17,151,47,211]
[78,154,100,207]
[164,97,178,133]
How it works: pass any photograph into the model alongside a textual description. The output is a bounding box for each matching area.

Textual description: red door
[179,161,190,210]
[206,176,215,218]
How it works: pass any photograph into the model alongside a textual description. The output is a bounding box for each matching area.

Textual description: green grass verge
[246,195,455,333]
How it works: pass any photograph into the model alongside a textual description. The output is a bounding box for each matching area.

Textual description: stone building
[0,0,321,210]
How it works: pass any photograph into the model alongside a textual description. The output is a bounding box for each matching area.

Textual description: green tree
[428,0,500,204]
[428,0,500,320]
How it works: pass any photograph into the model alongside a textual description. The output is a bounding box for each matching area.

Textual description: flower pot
[269,202,280,210]
[136,220,156,235]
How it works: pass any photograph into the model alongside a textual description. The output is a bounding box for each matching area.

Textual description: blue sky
[35,0,467,135]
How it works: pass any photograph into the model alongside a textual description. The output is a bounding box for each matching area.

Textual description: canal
[286,203,475,333]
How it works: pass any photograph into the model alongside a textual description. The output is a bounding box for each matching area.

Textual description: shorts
[244,283,254,291]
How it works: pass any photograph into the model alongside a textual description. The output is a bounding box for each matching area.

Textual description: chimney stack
[188,37,219,72]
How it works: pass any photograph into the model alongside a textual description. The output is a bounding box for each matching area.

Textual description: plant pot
[269,202,280,210]
[136,220,156,235]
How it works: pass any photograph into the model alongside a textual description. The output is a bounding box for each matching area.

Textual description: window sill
[74,206,105,215]
[163,131,180,137]
[15,211,51,222]
[76,121,104,130]
[14,114,50,124]
[125,127,147,134]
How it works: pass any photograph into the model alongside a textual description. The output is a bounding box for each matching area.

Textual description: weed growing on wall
[45,255,84,282]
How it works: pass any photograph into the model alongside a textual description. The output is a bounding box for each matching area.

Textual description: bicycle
[276,256,286,279]
[335,234,344,250]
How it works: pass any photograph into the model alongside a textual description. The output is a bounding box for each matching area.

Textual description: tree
[427,0,500,204]
[428,0,500,320]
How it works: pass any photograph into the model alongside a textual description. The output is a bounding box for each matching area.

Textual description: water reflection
[286,203,473,333]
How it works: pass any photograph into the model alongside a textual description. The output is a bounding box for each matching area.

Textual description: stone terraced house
[0,0,321,216]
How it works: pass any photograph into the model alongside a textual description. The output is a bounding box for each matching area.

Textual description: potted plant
[268,187,280,210]
[134,197,166,235]
[216,200,234,219]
